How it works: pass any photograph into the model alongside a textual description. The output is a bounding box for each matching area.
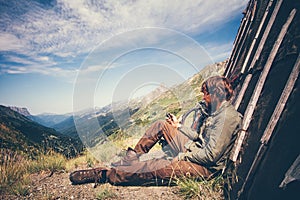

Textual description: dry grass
[1,148,227,200]
[27,151,67,173]
[0,149,68,196]
[65,150,99,171]
[0,150,31,196]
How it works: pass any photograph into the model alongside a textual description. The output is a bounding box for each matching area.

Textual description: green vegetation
[0,150,30,196]
[27,151,67,174]
[176,175,225,200]
[65,150,99,170]
[0,149,68,197]
[96,185,117,200]
[0,105,83,158]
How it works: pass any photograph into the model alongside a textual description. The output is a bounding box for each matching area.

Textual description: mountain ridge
[0,105,83,157]
[9,106,32,116]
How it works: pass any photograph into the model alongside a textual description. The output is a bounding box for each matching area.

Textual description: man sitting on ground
[70,75,242,186]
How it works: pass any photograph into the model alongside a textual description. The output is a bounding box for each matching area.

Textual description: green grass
[27,151,67,173]
[176,175,225,200]
[96,184,117,200]
[65,150,99,170]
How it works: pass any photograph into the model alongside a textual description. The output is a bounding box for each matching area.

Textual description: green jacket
[178,101,242,171]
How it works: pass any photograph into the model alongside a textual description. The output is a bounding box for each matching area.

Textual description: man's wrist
[177,152,185,161]
[176,123,182,129]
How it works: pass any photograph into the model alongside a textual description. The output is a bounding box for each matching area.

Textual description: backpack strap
[181,100,208,132]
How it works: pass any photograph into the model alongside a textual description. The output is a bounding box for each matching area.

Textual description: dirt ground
[2,170,184,200]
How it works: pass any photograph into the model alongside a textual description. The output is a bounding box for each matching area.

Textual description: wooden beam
[241,0,274,74]
[225,0,256,77]
[234,74,252,110]
[225,17,247,76]
[227,0,258,77]
[248,0,283,71]
[225,14,250,76]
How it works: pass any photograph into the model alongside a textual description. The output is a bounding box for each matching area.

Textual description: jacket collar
[210,101,231,117]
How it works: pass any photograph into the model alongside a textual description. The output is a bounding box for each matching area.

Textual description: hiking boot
[69,167,108,185]
[111,147,139,167]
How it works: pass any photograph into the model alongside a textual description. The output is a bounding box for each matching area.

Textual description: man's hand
[172,153,185,162]
[166,113,182,129]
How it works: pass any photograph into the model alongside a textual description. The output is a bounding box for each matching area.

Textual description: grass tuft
[0,149,68,197]
[176,175,225,200]
[65,150,99,171]
[96,184,117,200]
[27,151,66,173]
[0,150,31,196]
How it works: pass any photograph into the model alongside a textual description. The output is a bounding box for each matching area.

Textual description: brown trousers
[106,120,212,185]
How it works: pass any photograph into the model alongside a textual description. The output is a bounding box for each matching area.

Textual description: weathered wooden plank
[225,0,256,77]
[225,16,249,76]
[241,0,274,74]
[248,0,283,71]
[234,74,252,110]
[226,0,258,77]
[230,129,247,162]
[225,17,247,76]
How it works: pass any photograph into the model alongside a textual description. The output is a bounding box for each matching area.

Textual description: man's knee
[154,120,166,125]
[149,120,167,131]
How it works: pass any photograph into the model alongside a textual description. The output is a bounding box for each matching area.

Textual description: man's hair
[201,76,234,101]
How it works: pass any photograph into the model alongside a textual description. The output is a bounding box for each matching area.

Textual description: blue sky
[0,0,248,115]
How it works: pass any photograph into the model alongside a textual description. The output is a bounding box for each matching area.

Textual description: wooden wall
[224,0,300,199]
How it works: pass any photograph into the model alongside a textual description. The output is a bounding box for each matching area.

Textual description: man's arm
[178,109,241,166]
[178,125,203,141]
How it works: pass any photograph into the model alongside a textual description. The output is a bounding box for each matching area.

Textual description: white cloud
[81,64,112,74]
[36,56,50,62]
[0,33,24,51]
[3,55,35,66]
[0,0,248,76]
[0,63,75,77]
[204,42,234,62]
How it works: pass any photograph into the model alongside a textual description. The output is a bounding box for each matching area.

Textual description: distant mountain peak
[9,106,31,116]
